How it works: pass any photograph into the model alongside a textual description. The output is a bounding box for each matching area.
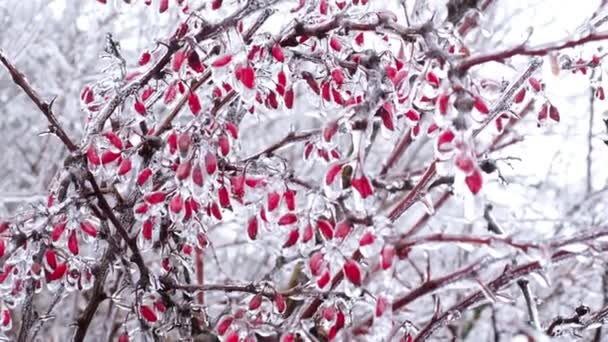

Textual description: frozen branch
[517,279,541,330]
[0,51,78,152]
[89,1,279,136]
[413,246,607,341]
[388,59,542,223]
[72,248,114,342]
[457,32,608,73]
[547,305,590,336]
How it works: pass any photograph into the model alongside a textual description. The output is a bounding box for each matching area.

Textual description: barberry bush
[1,0,608,341]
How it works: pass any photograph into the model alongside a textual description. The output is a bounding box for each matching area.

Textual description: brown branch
[379,128,412,177]
[165,280,347,300]
[153,69,238,139]
[243,8,274,43]
[353,259,486,333]
[30,285,65,341]
[392,259,485,311]
[72,247,114,342]
[154,74,209,137]
[299,250,364,320]
[153,8,273,138]
[399,191,452,240]
[584,305,608,332]
[355,225,608,339]
[86,173,150,287]
[0,51,78,152]
[388,161,437,221]
[547,314,583,336]
[16,248,46,342]
[0,52,151,338]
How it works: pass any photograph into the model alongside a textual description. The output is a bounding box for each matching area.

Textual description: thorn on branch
[0,51,79,152]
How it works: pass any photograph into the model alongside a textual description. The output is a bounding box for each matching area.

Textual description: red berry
[343,259,362,286]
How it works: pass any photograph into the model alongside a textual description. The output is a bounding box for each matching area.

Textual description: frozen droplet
[483,244,507,258]
[446,310,461,322]
[34,280,43,294]
[80,269,95,291]
[476,279,496,304]
[343,281,363,298]
[463,191,483,222]
[477,12,494,38]
[523,246,552,268]
[559,243,589,253]
[46,280,62,293]
[419,194,435,215]
[0,310,11,332]
[456,243,475,252]
[360,236,382,259]
[434,140,457,163]
[494,292,515,304]
[530,271,551,288]
[136,228,156,252]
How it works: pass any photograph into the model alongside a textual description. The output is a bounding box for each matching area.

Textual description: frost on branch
[3,0,608,341]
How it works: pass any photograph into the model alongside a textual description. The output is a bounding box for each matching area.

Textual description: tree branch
[0,51,78,152]
[457,31,608,72]
[517,279,541,330]
[413,246,606,341]
[72,247,114,342]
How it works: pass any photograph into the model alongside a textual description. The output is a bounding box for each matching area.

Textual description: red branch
[458,31,608,72]
[413,249,580,341]
[351,226,608,337]
[397,233,541,253]
[380,128,413,177]
[388,162,437,221]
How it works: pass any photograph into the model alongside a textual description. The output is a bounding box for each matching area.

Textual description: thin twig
[413,247,603,341]
[72,247,114,342]
[586,85,595,194]
[517,279,541,330]
[30,285,65,341]
[241,130,321,162]
[457,32,608,72]
[0,51,78,152]
[388,59,543,223]
[91,0,279,135]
